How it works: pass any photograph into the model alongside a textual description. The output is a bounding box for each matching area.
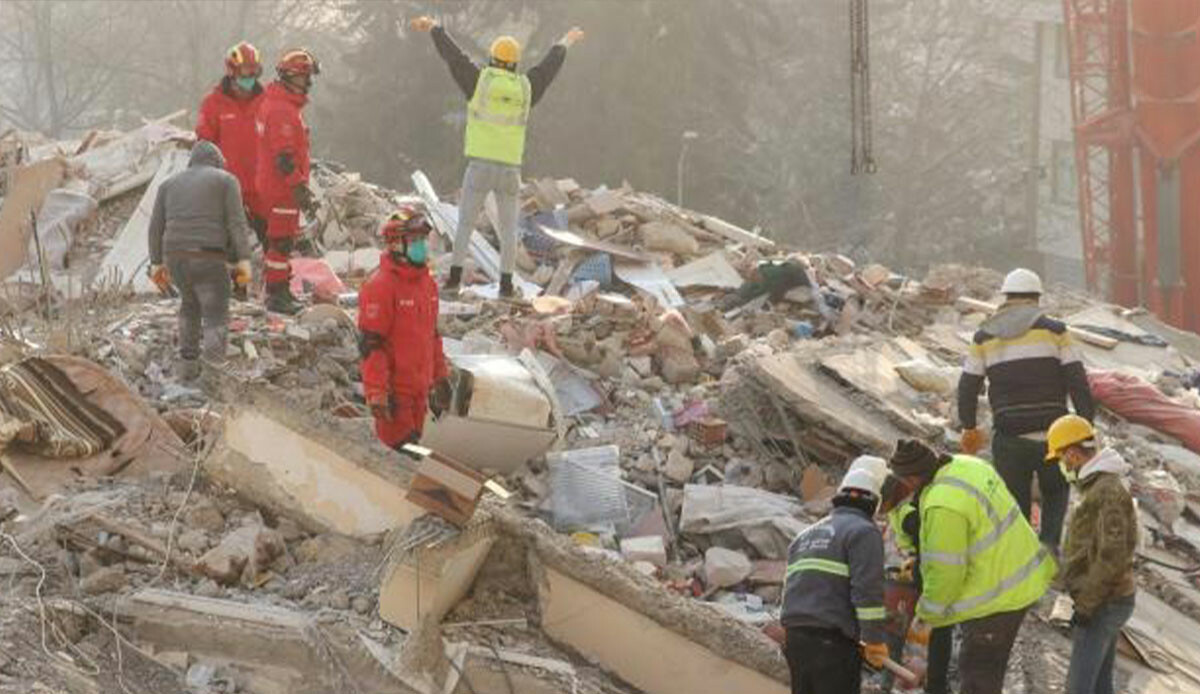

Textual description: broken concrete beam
[378,516,496,632]
[197,523,285,586]
[206,386,424,537]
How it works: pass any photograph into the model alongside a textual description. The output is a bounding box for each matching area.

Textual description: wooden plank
[699,214,775,249]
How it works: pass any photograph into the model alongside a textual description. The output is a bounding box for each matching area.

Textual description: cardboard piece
[667,251,744,289]
[403,445,488,526]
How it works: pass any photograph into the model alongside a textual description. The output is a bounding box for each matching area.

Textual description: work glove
[409,16,436,32]
[861,641,890,669]
[233,260,252,287]
[149,264,171,294]
[560,27,585,48]
[366,392,393,419]
[960,428,986,455]
[292,184,318,216]
[428,377,453,419]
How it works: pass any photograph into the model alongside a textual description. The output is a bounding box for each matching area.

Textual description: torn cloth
[0,357,125,458]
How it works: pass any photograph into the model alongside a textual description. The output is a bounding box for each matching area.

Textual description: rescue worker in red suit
[358,206,452,451]
[254,48,319,315]
[196,42,265,245]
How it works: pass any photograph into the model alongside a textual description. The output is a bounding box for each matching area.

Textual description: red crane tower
[1063,0,1200,330]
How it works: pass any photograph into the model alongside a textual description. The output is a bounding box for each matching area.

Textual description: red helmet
[381,206,431,244]
[276,48,320,78]
[225,42,262,77]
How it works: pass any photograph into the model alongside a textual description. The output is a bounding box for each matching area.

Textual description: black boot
[499,272,515,299]
[266,282,302,315]
[444,265,463,291]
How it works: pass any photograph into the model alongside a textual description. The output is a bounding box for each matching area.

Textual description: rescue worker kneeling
[357,206,451,451]
[782,456,891,694]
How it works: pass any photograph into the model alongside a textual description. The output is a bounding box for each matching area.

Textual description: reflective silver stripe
[469,70,530,127]
[264,260,290,269]
[856,606,886,620]
[922,550,967,566]
[271,207,300,215]
[919,546,1050,619]
[933,476,1000,526]
[967,506,1021,558]
[931,476,1022,558]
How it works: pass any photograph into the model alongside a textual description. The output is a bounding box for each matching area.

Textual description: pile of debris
[4,120,1200,694]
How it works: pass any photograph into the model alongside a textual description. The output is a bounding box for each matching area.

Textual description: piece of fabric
[165,255,231,364]
[782,506,886,643]
[1066,595,1134,694]
[451,158,521,275]
[992,433,1069,548]
[784,627,862,694]
[357,252,448,448]
[1089,370,1200,454]
[431,25,566,105]
[1062,450,1138,616]
[917,456,1055,628]
[253,82,309,215]
[958,303,1095,435]
[0,357,125,458]
[958,608,1027,694]
[147,141,252,265]
[195,77,263,210]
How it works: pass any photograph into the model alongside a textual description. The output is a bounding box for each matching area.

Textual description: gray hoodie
[148,141,251,264]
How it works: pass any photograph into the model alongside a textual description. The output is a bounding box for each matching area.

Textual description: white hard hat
[838,455,889,497]
[1000,268,1043,295]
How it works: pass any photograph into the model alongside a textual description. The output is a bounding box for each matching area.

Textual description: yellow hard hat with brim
[1046,414,1095,461]
[490,36,521,64]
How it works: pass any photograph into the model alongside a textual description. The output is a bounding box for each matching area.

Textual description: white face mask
[1059,461,1078,484]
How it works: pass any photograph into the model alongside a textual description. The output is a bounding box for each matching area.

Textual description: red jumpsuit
[195,80,262,213]
[253,82,310,288]
[358,253,448,448]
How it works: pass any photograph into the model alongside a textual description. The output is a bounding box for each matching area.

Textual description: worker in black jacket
[956,268,1096,551]
[410,15,583,298]
[783,456,891,694]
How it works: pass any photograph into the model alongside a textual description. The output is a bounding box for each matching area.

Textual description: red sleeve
[265,105,307,188]
[431,282,449,381]
[196,93,220,143]
[357,275,393,402]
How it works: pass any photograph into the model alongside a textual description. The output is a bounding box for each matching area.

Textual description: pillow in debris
[0,356,125,458]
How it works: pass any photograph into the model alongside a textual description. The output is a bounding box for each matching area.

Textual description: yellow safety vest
[889,502,917,555]
[464,66,531,166]
[917,455,1056,627]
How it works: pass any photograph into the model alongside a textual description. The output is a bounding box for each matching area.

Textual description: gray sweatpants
[166,255,230,364]
[451,158,521,275]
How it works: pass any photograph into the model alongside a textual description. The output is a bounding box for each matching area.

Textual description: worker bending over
[889,439,1055,694]
[1046,416,1138,694]
[196,42,265,244]
[254,48,320,314]
[958,268,1095,550]
[358,206,451,451]
[410,15,583,298]
[781,455,891,694]
[147,141,251,382]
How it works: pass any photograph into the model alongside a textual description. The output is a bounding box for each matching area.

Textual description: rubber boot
[265,282,302,315]
[499,272,515,299]
[444,265,463,291]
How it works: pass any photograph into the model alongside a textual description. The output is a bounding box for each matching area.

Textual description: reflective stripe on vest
[464,67,531,166]
[856,606,886,621]
[787,557,850,578]
[919,546,1051,618]
[919,476,1022,567]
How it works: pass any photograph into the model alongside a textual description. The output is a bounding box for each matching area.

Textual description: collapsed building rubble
[3,121,1200,694]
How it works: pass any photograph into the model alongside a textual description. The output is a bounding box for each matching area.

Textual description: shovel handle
[880,656,917,684]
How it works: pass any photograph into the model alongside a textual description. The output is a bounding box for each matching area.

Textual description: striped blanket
[0,357,125,458]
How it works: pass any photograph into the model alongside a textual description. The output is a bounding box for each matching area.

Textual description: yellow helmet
[490,35,521,64]
[1046,414,1095,461]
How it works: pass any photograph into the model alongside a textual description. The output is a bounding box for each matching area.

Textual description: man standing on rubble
[358,205,452,451]
[1045,415,1137,694]
[957,268,1095,551]
[254,48,320,315]
[409,15,584,299]
[889,439,1056,694]
[196,42,265,244]
[147,141,252,382]
[781,455,891,694]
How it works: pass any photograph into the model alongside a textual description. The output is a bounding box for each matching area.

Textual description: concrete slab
[379,521,496,632]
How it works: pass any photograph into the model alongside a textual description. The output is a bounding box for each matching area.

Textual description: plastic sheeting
[1089,370,1200,453]
[28,189,98,271]
[678,484,807,559]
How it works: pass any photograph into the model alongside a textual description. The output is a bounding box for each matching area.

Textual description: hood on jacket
[980,300,1043,340]
[1079,447,1132,482]
[189,140,226,170]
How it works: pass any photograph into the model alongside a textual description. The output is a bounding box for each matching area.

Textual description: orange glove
[234,260,252,287]
[149,264,171,294]
[561,27,585,48]
[897,558,916,583]
[862,641,889,669]
[410,16,436,32]
[961,428,986,454]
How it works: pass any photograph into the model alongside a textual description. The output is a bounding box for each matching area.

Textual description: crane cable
[850,0,876,175]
